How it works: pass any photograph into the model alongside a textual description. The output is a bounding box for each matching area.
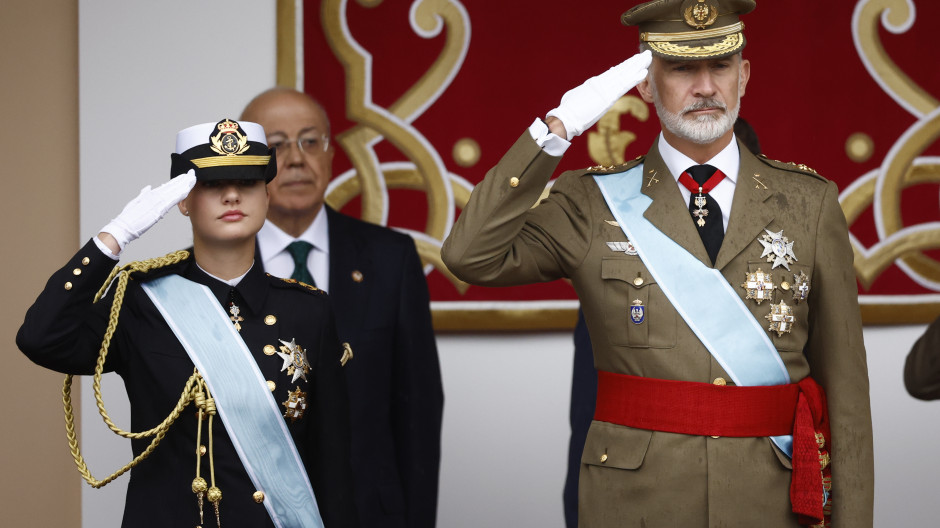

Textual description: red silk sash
[594,371,832,526]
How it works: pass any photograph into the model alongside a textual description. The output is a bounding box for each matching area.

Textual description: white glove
[546,50,652,140]
[100,169,197,252]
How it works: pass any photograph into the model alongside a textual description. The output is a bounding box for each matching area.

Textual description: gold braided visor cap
[622,0,756,60]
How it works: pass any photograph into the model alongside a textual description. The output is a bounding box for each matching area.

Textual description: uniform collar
[183,255,269,316]
[657,132,740,184]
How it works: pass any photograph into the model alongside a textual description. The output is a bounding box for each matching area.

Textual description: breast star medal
[758,229,798,270]
[607,240,638,256]
[276,338,310,383]
[630,299,646,324]
[282,386,308,422]
[742,268,775,304]
[765,300,795,337]
[792,270,811,303]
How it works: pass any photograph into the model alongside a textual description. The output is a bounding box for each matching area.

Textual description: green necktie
[286,240,316,286]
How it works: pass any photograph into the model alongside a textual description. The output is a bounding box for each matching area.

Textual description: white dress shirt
[657,133,739,233]
[257,207,331,292]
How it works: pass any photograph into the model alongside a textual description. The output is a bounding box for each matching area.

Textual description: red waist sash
[594,371,832,526]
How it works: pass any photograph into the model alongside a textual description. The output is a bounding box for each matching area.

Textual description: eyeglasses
[267,134,330,156]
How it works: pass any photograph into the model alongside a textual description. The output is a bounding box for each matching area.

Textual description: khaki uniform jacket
[441,132,874,528]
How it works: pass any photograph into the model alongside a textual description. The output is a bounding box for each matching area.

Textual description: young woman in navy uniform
[17,119,357,528]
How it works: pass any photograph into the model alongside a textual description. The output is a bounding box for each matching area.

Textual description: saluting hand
[546,50,652,140]
[98,169,197,254]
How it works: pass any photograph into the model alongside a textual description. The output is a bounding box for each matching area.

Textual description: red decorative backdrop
[294,0,940,327]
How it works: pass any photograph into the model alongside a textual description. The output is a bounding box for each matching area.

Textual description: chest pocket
[601,258,676,349]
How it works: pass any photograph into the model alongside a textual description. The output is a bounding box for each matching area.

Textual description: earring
[182,210,190,216]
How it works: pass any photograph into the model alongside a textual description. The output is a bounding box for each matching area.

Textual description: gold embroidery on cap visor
[189,155,271,169]
[647,33,745,59]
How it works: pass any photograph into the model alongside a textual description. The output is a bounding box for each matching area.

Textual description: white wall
[79,2,940,527]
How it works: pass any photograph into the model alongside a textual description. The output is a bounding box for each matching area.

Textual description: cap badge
[684,0,719,30]
[210,118,250,157]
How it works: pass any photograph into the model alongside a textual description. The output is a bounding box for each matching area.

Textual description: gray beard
[653,86,741,145]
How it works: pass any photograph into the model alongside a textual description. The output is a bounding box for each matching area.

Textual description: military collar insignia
[276,338,310,383]
[758,228,798,270]
[742,268,775,304]
[607,240,638,255]
[209,118,250,157]
[282,387,308,422]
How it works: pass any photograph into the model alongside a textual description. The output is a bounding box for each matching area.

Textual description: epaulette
[756,154,827,181]
[128,249,191,281]
[583,155,645,175]
[266,273,325,295]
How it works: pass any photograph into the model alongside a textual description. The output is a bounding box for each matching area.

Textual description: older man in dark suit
[242,89,444,528]
[442,1,873,526]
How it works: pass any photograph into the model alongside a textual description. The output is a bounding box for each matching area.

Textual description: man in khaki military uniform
[441,1,874,526]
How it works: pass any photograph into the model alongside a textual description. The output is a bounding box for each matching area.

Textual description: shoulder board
[756,154,827,181]
[582,156,645,176]
[266,273,325,295]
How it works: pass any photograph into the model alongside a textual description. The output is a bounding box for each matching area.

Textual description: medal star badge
[607,240,638,256]
[742,268,775,304]
[209,118,250,156]
[282,386,308,422]
[792,270,811,304]
[276,338,310,383]
[765,300,795,337]
[630,299,646,324]
[758,229,798,270]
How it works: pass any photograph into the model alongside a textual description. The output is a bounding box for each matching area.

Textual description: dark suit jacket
[17,240,356,527]
[442,132,874,528]
[264,207,444,528]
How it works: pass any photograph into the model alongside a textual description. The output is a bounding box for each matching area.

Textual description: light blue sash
[594,165,793,456]
[142,274,323,528]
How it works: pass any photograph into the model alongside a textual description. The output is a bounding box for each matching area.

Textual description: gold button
[600,453,608,463]
[713,377,727,386]
[510,177,520,188]
[198,445,207,456]
[64,282,73,290]
[781,281,791,291]
[351,270,363,283]
[266,380,276,392]
[264,315,277,325]
[72,268,82,276]
[81,257,90,265]
[263,345,276,356]
[253,491,265,503]
[633,277,644,286]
